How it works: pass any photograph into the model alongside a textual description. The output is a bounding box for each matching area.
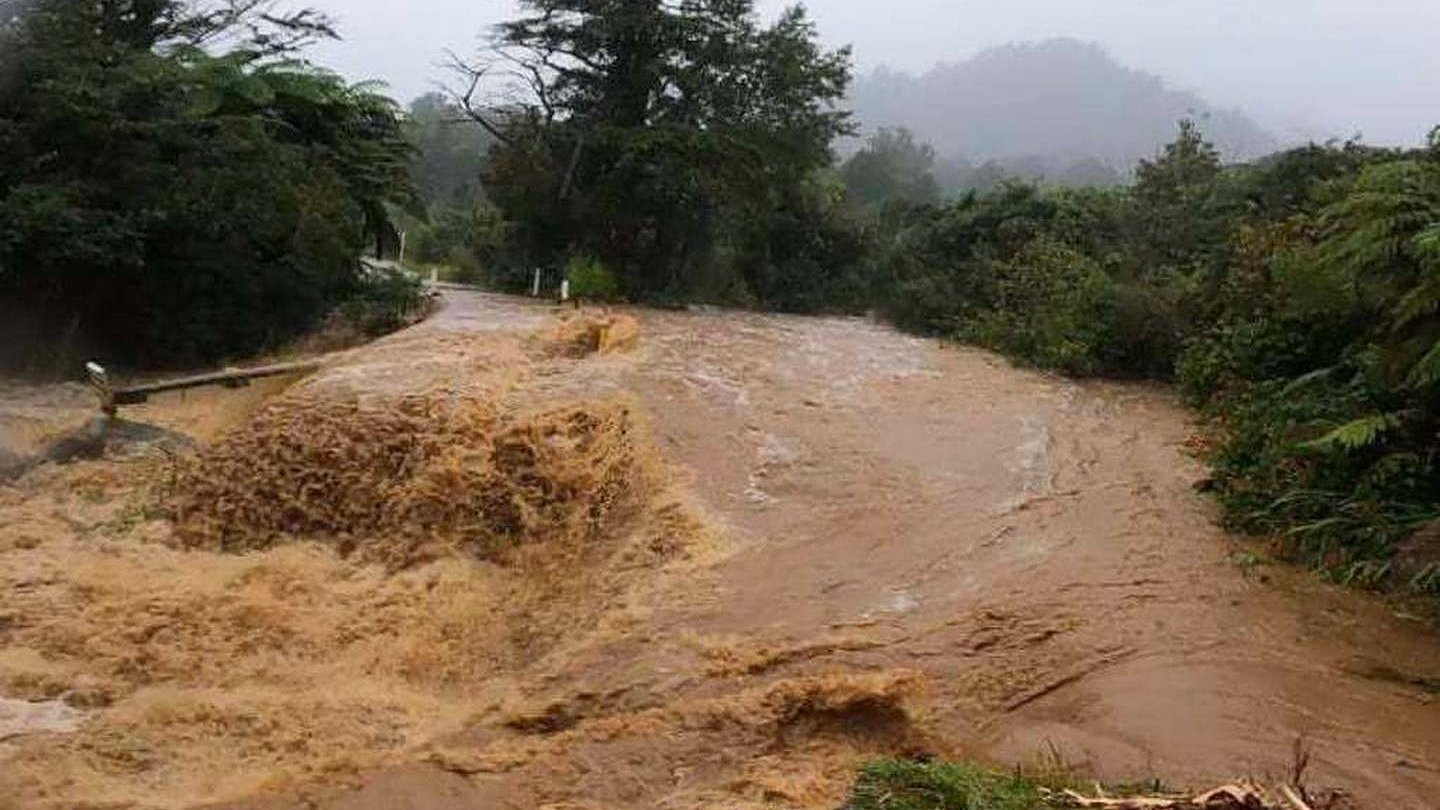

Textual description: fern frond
[1280,365,1341,396]
[1304,412,1405,451]
[1404,339,1440,389]
[1390,276,1440,330]
[1416,224,1440,263]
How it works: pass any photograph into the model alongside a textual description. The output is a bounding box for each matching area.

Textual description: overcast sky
[306,0,1440,146]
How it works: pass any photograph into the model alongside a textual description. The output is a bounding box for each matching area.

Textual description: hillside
[849,38,1279,177]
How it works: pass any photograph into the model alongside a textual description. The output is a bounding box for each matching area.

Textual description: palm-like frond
[1406,339,1440,389]
[1315,159,1440,391]
[1304,412,1405,451]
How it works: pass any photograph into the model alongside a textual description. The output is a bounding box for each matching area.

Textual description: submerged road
[326,291,1440,808]
[3,290,1437,809]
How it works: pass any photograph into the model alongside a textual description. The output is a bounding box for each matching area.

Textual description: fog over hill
[848,38,1281,183]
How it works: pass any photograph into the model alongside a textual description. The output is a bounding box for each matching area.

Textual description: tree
[1132,118,1227,269]
[406,92,494,208]
[1134,119,1221,201]
[455,0,853,301]
[841,128,940,209]
[0,0,415,372]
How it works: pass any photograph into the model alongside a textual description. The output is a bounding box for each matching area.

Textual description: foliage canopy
[0,0,416,372]
[455,0,856,305]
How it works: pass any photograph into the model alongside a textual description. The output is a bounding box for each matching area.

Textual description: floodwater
[1,290,1438,809]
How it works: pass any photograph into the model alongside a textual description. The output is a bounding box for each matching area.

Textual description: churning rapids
[1,289,1437,810]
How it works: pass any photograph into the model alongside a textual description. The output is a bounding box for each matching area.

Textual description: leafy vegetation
[843,129,941,210]
[846,760,1045,810]
[340,266,429,336]
[452,0,859,307]
[400,92,504,283]
[0,0,418,374]
[566,254,619,302]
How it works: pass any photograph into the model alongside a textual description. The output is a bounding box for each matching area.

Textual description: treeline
[0,0,421,373]
[397,93,504,283]
[846,38,1279,193]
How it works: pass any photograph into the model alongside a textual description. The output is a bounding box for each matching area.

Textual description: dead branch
[441,50,516,145]
[1044,778,1339,809]
[1279,785,1314,810]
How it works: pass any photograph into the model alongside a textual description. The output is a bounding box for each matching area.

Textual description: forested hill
[849,38,1278,172]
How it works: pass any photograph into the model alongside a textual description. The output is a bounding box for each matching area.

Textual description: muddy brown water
[599,299,1440,807]
[4,290,1439,809]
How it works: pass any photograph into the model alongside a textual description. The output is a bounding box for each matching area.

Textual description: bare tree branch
[441,49,516,145]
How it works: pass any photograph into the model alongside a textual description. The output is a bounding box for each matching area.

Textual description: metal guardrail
[86,360,321,414]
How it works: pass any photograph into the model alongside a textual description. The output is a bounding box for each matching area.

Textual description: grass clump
[845,760,1045,810]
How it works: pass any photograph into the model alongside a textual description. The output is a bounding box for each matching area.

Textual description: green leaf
[1303,412,1404,451]
[232,75,277,107]
[1404,339,1440,389]
[1279,365,1340,396]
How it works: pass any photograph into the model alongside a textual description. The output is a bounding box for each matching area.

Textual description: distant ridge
[848,38,1279,173]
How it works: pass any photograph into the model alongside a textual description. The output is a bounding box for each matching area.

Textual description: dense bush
[870,180,1190,377]
[339,267,428,336]
[0,0,415,375]
[1172,138,1440,588]
[567,254,620,302]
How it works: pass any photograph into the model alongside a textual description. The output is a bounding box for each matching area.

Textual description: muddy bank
[2,291,1438,809]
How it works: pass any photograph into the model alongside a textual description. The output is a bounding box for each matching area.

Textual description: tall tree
[406,92,493,208]
[1131,118,1227,269]
[841,128,940,209]
[456,0,853,299]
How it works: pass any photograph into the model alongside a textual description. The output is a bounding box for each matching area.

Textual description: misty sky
[306,0,1440,147]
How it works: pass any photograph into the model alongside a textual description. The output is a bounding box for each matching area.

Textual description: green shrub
[957,241,1116,375]
[567,254,621,302]
[1175,317,1352,409]
[879,201,1193,379]
[1200,363,1440,578]
[338,267,428,336]
[846,760,1043,810]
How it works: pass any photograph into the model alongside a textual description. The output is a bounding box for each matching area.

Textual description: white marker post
[532,268,542,297]
[560,279,570,303]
